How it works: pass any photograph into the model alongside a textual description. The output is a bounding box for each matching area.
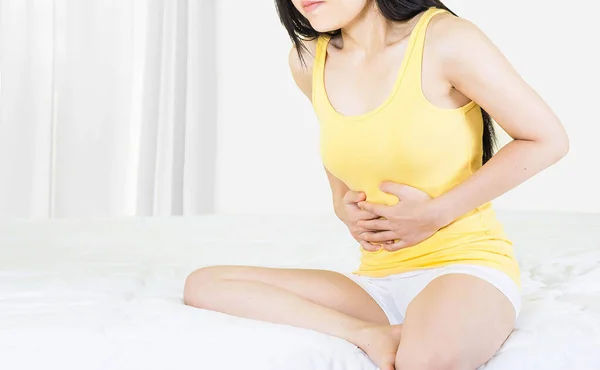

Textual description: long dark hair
[275,0,497,164]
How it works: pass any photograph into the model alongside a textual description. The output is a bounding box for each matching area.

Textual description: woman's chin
[309,20,340,33]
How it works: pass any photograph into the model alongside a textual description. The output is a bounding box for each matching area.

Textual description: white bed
[1,211,599,370]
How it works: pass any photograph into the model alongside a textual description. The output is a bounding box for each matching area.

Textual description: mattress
[0,211,599,370]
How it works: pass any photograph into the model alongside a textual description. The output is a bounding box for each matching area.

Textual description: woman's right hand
[338,190,385,252]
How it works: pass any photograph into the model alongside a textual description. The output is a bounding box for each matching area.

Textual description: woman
[184,1,568,369]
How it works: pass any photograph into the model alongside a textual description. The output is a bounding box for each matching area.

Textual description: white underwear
[343,264,521,325]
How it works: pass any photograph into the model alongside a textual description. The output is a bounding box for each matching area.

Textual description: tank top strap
[312,35,331,106]
[401,7,448,86]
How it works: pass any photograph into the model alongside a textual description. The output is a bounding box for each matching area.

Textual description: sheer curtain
[0,0,217,219]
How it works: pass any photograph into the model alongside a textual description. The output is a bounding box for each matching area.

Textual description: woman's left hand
[357,182,447,251]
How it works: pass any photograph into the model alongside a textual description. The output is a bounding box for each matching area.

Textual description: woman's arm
[288,42,350,219]
[323,166,352,219]
[357,16,569,249]
[288,43,316,99]
[289,43,379,237]
[429,16,569,228]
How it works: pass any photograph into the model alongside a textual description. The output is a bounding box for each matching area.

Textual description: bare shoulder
[426,12,494,61]
[426,12,506,87]
[288,38,319,100]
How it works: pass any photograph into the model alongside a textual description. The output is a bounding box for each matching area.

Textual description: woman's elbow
[556,129,570,158]
[547,127,570,162]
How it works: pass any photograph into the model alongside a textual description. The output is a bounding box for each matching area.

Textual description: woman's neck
[339,5,417,56]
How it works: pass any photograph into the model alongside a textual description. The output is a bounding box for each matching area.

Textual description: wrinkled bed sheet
[0,211,599,370]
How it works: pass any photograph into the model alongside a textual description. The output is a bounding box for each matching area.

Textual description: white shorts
[343,264,521,325]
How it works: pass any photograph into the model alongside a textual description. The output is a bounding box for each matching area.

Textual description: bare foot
[356,324,403,370]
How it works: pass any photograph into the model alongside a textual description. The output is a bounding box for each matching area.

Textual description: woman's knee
[395,343,469,370]
[183,266,226,307]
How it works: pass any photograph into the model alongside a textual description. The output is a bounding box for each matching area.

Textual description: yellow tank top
[312,7,520,285]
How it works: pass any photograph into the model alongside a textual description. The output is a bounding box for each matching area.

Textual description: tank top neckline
[313,7,444,122]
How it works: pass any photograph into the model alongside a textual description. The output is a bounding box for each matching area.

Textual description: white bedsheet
[0,211,599,370]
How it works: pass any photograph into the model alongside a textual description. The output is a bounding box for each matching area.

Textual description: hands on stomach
[340,182,445,252]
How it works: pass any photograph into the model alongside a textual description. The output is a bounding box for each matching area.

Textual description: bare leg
[184,266,402,369]
[395,274,516,369]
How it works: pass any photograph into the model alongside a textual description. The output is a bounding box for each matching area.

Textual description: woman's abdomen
[354,204,521,286]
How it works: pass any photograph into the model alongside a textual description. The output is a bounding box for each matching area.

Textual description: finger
[358,218,390,231]
[357,201,389,216]
[360,231,398,243]
[354,209,379,220]
[343,190,366,205]
[380,182,431,202]
[383,239,411,251]
[359,240,381,252]
[378,182,406,199]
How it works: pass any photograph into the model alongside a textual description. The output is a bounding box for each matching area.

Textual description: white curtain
[0,0,217,219]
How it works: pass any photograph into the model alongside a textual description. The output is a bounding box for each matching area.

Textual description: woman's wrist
[426,198,455,229]
[333,200,348,222]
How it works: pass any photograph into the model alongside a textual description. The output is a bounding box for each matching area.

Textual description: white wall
[216,1,600,214]
[0,0,217,219]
